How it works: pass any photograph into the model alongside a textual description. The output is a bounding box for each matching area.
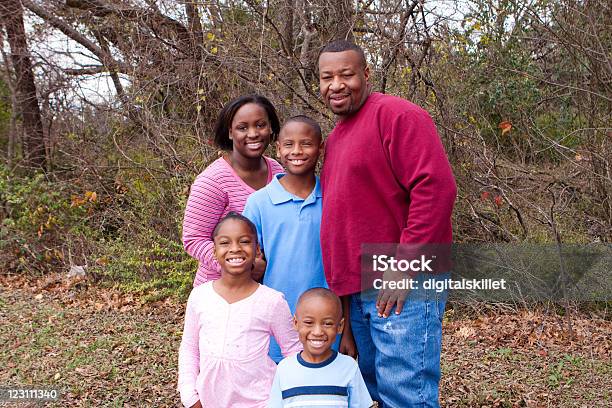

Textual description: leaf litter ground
[1,273,609,407]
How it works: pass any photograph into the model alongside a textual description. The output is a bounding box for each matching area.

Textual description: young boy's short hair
[296,287,342,319]
[280,115,322,142]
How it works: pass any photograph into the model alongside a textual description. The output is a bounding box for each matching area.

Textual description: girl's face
[213,219,260,277]
[229,103,272,159]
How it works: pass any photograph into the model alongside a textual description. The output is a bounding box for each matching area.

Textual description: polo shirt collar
[267,173,322,205]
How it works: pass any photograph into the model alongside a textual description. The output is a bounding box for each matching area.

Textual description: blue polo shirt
[243,174,329,362]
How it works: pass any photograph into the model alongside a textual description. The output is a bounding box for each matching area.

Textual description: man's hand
[376,270,410,318]
[251,256,266,281]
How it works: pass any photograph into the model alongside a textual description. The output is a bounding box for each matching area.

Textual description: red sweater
[320,93,457,296]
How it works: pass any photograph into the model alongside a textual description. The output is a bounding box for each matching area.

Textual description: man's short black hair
[318,40,367,68]
[280,115,322,142]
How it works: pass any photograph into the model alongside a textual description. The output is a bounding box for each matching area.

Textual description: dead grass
[1,273,610,407]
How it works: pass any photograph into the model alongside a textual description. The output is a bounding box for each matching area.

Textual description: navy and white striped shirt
[268,351,373,407]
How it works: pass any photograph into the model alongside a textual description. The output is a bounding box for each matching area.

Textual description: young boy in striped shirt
[268,288,373,408]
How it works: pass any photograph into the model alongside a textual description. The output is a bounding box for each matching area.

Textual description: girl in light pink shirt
[182,95,284,286]
[178,212,301,408]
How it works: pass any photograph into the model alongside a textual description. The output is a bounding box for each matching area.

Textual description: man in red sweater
[319,40,456,407]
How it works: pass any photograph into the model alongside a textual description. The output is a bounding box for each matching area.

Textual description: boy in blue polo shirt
[243,115,331,363]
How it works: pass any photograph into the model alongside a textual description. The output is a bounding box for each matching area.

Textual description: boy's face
[294,296,344,362]
[276,122,322,177]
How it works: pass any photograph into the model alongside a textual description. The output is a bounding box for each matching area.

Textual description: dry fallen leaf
[457,326,477,339]
[499,120,512,135]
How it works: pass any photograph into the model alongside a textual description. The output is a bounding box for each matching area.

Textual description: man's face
[318,50,370,118]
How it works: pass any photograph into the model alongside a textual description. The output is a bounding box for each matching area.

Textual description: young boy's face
[276,122,322,177]
[294,295,344,362]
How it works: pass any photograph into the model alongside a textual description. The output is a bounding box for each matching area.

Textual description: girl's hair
[212,212,258,241]
[213,94,281,150]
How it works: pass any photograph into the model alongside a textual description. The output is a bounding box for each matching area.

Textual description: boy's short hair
[280,115,322,142]
[212,211,258,240]
[296,287,342,319]
[318,40,367,69]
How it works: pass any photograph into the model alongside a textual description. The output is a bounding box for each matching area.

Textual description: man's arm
[376,108,456,317]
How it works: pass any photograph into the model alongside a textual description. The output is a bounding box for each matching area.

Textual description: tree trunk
[283,0,296,104]
[0,0,46,169]
[184,1,204,53]
[331,0,354,42]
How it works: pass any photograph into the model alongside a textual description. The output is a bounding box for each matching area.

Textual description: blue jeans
[350,279,446,407]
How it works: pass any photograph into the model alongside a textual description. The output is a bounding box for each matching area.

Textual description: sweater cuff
[181,391,199,408]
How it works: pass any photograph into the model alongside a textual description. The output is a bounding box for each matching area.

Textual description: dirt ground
[1,273,609,407]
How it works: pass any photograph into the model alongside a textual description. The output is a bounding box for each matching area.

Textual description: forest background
[0,0,610,406]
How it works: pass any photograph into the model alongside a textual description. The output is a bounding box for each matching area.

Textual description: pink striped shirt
[182,156,284,286]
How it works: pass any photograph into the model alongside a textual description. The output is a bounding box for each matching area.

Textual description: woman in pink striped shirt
[182,95,284,286]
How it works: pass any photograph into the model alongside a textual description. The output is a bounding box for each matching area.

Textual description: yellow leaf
[85,191,97,202]
[211,47,218,54]
[206,32,215,41]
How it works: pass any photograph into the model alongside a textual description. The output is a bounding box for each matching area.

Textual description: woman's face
[229,103,272,159]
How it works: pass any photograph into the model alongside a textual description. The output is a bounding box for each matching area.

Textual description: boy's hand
[251,256,266,281]
[190,401,203,408]
[339,324,357,359]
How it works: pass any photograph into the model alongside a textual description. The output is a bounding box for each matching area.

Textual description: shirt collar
[297,350,338,368]
[267,173,322,205]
